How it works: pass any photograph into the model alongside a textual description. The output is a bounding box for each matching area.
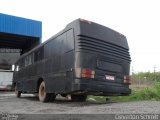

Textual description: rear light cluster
[124,75,131,84]
[81,68,95,78]
[75,68,95,79]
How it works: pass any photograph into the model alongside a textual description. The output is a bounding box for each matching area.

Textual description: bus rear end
[73,19,131,96]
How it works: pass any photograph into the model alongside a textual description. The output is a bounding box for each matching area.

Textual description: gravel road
[0,92,160,115]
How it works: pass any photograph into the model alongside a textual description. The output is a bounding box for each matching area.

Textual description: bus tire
[15,86,21,98]
[71,95,87,102]
[38,81,51,102]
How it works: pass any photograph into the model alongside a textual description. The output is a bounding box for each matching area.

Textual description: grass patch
[87,96,107,102]
[87,82,160,102]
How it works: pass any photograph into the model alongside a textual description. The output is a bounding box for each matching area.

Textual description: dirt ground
[0,91,160,120]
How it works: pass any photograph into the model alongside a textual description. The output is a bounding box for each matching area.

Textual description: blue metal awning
[0,13,42,38]
[0,13,42,69]
[0,13,42,53]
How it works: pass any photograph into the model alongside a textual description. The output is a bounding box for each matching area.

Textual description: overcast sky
[0,0,160,73]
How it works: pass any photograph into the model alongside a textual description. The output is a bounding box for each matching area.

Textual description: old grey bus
[13,19,131,102]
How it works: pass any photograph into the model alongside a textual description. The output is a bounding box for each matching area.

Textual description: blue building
[0,13,42,70]
[0,13,42,90]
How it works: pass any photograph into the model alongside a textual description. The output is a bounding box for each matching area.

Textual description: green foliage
[87,82,160,102]
[87,96,107,102]
[87,72,160,102]
[132,72,160,84]
[112,82,160,102]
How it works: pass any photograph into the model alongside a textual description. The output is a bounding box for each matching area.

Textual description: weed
[87,82,160,102]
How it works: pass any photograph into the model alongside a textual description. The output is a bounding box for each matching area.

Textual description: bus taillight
[124,75,131,84]
[81,68,95,79]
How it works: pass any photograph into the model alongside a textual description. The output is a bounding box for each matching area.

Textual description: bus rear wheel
[71,95,87,102]
[38,81,56,102]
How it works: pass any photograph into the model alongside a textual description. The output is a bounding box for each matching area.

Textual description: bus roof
[17,18,128,61]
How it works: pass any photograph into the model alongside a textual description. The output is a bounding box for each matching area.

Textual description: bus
[13,19,131,102]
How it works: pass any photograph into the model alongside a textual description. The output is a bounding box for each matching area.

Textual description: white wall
[0,72,13,87]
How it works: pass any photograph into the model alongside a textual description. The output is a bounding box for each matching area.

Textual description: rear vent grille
[77,35,131,61]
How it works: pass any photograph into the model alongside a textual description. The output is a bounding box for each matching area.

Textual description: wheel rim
[40,84,45,97]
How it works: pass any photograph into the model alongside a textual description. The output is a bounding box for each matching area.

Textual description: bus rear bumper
[72,81,131,96]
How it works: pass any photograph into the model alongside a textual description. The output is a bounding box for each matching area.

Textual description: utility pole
[153,65,156,82]
[131,66,134,75]
[153,65,156,74]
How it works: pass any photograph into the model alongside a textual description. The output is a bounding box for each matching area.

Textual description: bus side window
[24,53,34,66]
[31,53,34,64]
[56,33,65,55]
[28,53,34,65]
[34,47,44,62]
[44,44,50,58]
[15,65,19,71]
[38,47,44,60]
[64,29,74,53]
[25,56,28,66]
[20,58,24,69]
[34,51,38,62]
